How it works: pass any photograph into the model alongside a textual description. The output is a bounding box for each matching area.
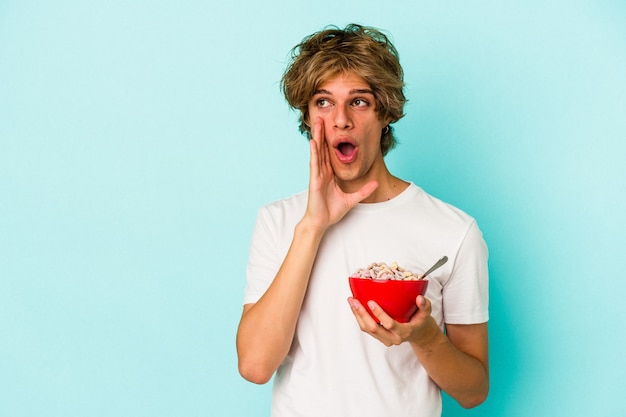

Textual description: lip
[332,137,358,164]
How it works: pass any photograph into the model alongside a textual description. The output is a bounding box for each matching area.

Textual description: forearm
[410,320,489,408]
[236,220,325,384]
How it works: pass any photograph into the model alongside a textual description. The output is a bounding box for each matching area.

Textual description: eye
[352,98,370,108]
[316,98,332,108]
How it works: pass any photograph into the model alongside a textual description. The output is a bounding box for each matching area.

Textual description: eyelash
[315,98,370,108]
[316,98,330,107]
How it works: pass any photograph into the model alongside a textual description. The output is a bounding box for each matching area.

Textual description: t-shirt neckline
[352,182,420,213]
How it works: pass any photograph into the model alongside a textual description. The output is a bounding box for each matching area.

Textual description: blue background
[2,1,625,416]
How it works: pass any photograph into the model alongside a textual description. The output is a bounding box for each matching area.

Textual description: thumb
[349,180,379,204]
[415,295,432,318]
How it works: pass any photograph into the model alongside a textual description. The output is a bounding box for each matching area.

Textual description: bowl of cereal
[348,260,440,323]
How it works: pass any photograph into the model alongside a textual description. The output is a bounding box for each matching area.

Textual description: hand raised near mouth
[303,117,378,231]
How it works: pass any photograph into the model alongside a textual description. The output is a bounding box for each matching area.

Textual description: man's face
[307,71,389,191]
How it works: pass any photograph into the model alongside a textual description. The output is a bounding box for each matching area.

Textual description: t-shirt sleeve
[243,206,282,305]
[442,219,489,324]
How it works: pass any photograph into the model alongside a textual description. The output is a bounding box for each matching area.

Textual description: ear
[300,111,312,138]
[302,109,311,128]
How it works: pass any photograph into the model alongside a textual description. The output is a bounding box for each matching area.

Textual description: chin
[334,172,367,188]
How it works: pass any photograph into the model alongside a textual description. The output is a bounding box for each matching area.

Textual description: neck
[337,164,409,203]
[361,175,409,203]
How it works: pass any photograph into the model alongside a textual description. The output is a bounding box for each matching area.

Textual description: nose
[333,104,353,129]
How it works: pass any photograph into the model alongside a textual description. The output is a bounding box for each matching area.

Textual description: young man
[236,24,489,417]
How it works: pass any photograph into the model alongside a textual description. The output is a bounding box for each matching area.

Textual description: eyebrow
[313,88,375,96]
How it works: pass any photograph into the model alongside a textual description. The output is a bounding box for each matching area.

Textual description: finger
[309,139,318,174]
[311,118,327,168]
[310,118,328,179]
[311,116,323,141]
[348,298,379,333]
[367,300,396,331]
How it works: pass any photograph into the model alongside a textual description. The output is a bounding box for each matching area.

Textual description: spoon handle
[420,256,448,279]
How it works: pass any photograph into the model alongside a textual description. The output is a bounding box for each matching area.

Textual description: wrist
[295,218,327,241]
[410,317,446,352]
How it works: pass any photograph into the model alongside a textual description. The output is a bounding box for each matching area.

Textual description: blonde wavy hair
[281,24,407,155]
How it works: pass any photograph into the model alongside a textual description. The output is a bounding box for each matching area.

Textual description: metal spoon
[420,256,448,279]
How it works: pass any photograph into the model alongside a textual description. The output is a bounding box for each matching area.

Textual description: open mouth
[338,142,355,156]
[335,141,357,163]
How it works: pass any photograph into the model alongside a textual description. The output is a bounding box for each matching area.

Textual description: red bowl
[348,277,429,323]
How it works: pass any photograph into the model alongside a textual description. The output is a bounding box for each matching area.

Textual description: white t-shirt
[244,183,489,417]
